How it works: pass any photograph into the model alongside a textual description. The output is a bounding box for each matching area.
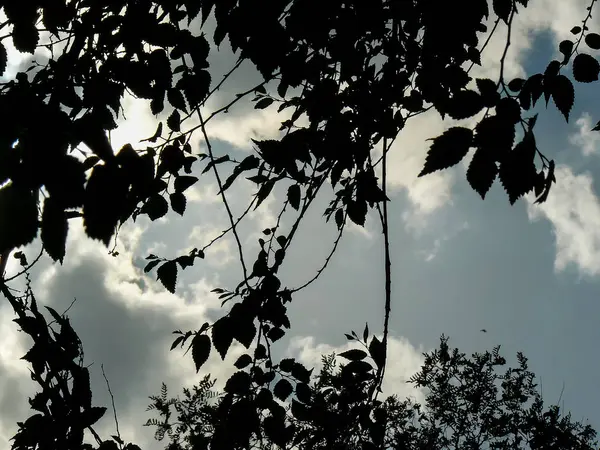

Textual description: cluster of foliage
[145,334,598,450]
[0,0,599,448]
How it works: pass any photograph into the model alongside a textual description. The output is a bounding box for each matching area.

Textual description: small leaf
[363,322,369,341]
[573,53,600,83]
[157,260,177,293]
[339,349,368,361]
[507,78,525,92]
[347,199,367,226]
[191,333,211,372]
[585,33,600,50]
[41,197,68,263]
[274,379,293,401]
[420,127,473,177]
[212,317,234,359]
[142,195,169,220]
[255,97,274,109]
[368,336,385,369]
[174,175,198,193]
[169,192,186,215]
[144,259,161,273]
[571,26,582,35]
[234,354,253,369]
[558,40,574,63]
[551,74,574,121]
[287,184,301,210]
[167,109,181,132]
[167,88,187,111]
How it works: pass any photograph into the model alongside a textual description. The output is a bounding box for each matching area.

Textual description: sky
[2,1,600,448]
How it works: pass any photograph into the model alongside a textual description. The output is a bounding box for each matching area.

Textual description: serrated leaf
[507,78,525,92]
[274,378,293,401]
[224,371,251,395]
[12,24,39,53]
[0,43,6,76]
[142,195,169,220]
[287,184,301,210]
[174,175,198,193]
[347,199,367,226]
[167,88,187,112]
[212,317,234,359]
[420,127,473,177]
[339,349,368,361]
[234,354,252,369]
[368,336,385,369]
[573,53,600,83]
[585,33,600,50]
[446,90,484,120]
[0,185,39,255]
[551,74,574,121]
[157,260,177,293]
[191,333,211,372]
[169,192,186,215]
[220,155,260,192]
[467,149,498,199]
[476,78,499,106]
[41,197,68,263]
[144,259,161,273]
[167,109,181,132]
[82,406,107,427]
[493,0,512,23]
[255,97,274,109]
[499,133,537,204]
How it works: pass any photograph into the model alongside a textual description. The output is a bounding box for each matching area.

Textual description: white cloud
[569,113,600,156]
[527,165,600,277]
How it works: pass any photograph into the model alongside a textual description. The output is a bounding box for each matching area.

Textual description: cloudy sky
[2,1,600,448]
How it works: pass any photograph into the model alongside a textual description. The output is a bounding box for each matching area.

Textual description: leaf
[499,132,537,204]
[212,317,234,359]
[174,176,198,193]
[339,349,368,361]
[191,333,211,372]
[476,78,500,106]
[167,88,187,111]
[551,75,574,121]
[169,192,186,215]
[167,109,181,132]
[573,53,600,83]
[467,149,498,199]
[287,184,301,210]
[274,378,293,401]
[142,122,163,143]
[220,155,260,192]
[0,185,39,255]
[295,382,311,403]
[420,127,473,177]
[558,40,574,63]
[368,336,385,369]
[142,195,169,220]
[41,197,68,263]
[507,78,525,92]
[255,97,274,109]
[446,90,484,120]
[224,371,252,395]
[82,406,107,427]
[571,26,582,35]
[157,260,177,293]
[363,322,369,341]
[291,399,311,421]
[585,33,600,50]
[12,24,39,53]
[0,43,6,76]
[347,199,367,226]
[144,259,161,273]
[493,0,512,23]
[234,354,253,369]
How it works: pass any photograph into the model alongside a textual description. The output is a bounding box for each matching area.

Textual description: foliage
[0,0,599,449]
[145,336,598,449]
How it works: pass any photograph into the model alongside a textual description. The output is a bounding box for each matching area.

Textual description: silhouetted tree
[0,0,599,448]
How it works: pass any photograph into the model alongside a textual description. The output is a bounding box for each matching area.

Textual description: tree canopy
[0,0,599,449]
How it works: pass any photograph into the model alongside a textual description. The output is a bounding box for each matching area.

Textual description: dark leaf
[507,78,525,92]
[144,259,161,273]
[369,335,385,369]
[234,354,253,369]
[224,371,252,395]
[558,40,574,63]
[167,109,181,132]
[571,26,582,35]
[573,53,600,83]
[291,399,311,421]
[287,184,301,210]
[169,192,187,215]
[347,199,367,226]
[191,333,211,372]
[142,122,163,143]
[157,260,177,293]
[212,317,234,359]
[174,176,198,193]
[221,155,260,192]
[467,149,498,199]
[12,24,39,53]
[82,406,107,427]
[339,349,368,361]
[255,97,275,109]
[493,0,512,23]
[499,132,537,204]
[476,78,500,106]
[446,90,484,120]
[295,382,311,403]
[363,322,369,341]
[0,43,6,76]
[551,75,574,121]
[420,127,473,177]
[585,33,600,50]
[41,197,68,263]
[0,185,38,255]
[274,378,293,401]
[142,195,169,220]
[167,88,187,111]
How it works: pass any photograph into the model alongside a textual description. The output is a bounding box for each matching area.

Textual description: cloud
[569,113,600,156]
[527,165,600,277]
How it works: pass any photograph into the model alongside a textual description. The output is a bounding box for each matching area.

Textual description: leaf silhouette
[167,109,181,132]
[287,184,301,210]
[573,53,600,83]
[551,75,574,121]
[467,149,498,199]
[169,192,187,215]
[0,185,39,255]
[157,260,177,293]
[420,127,473,177]
[339,349,368,361]
[0,43,6,76]
[191,333,211,372]
[174,175,198,193]
[212,316,234,360]
[493,0,512,23]
[585,33,600,50]
[274,378,293,401]
[41,197,68,263]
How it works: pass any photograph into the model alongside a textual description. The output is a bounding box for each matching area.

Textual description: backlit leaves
[467,149,498,199]
[420,127,473,177]
[212,317,234,360]
[573,53,600,83]
[157,260,177,293]
[41,197,68,263]
[499,132,537,204]
[0,43,6,76]
[585,33,600,50]
[191,333,211,372]
[550,75,574,121]
[493,0,512,23]
[169,192,186,215]
[0,184,39,254]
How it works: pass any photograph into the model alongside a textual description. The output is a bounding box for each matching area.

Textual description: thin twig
[101,364,121,444]
[2,247,44,283]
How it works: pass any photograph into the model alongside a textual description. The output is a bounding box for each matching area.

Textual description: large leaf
[467,149,498,199]
[156,260,177,293]
[191,333,211,372]
[550,75,574,121]
[41,197,68,263]
[420,127,473,177]
[573,53,600,83]
[212,316,234,360]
